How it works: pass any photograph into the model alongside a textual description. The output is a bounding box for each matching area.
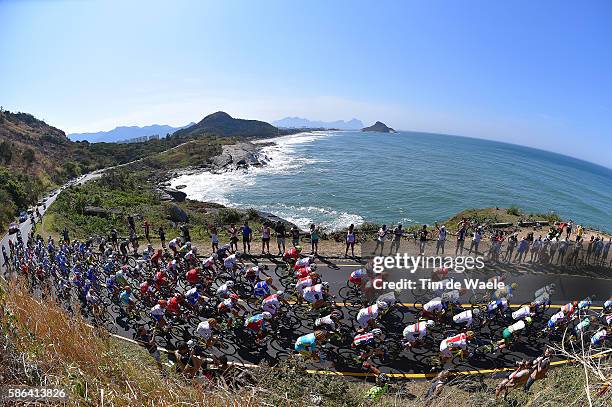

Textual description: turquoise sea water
[171,131,612,231]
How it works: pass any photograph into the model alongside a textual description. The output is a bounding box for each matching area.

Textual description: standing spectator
[143,220,151,243]
[515,236,530,263]
[389,224,403,255]
[374,225,387,256]
[418,224,429,255]
[210,226,219,252]
[62,227,70,245]
[455,223,467,256]
[309,223,319,256]
[110,228,118,250]
[435,224,447,255]
[505,233,518,262]
[585,235,595,264]
[158,226,166,248]
[565,221,573,239]
[261,223,271,255]
[290,225,301,247]
[228,224,238,253]
[275,221,286,255]
[468,227,482,255]
[346,224,356,257]
[241,221,252,254]
[557,237,569,264]
[576,224,584,242]
[127,214,135,234]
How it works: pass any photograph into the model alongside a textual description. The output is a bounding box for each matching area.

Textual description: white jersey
[356,304,379,327]
[315,314,336,330]
[196,321,212,340]
[403,321,429,341]
[512,306,532,321]
[452,310,474,327]
[224,254,238,269]
[508,320,526,333]
[202,256,215,267]
[550,310,565,324]
[423,298,444,313]
[216,283,231,297]
[302,284,324,303]
[488,298,509,312]
[295,257,311,267]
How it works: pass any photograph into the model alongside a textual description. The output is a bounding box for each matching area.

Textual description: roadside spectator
[346,224,356,257]
[241,221,252,254]
[143,219,150,242]
[228,224,238,252]
[374,225,387,255]
[524,348,552,392]
[310,223,319,256]
[275,221,286,255]
[290,225,301,247]
[158,226,166,248]
[389,224,403,255]
[435,223,446,255]
[261,223,271,255]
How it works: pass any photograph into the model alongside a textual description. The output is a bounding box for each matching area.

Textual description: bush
[217,208,242,225]
[506,206,522,216]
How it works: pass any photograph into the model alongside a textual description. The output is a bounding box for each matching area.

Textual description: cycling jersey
[561,303,576,316]
[440,333,468,357]
[262,294,280,314]
[294,257,311,268]
[202,256,215,268]
[253,281,271,298]
[487,298,509,314]
[150,304,165,320]
[547,311,565,329]
[186,269,199,284]
[403,321,429,342]
[349,268,365,284]
[196,320,213,340]
[605,299,612,309]
[357,304,379,328]
[503,320,527,340]
[119,291,131,306]
[574,318,590,333]
[245,314,266,332]
[284,248,299,261]
[217,298,235,313]
[315,314,336,330]
[423,298,444,313]
[441,290,461,304]
[294,266,314,279]
[512,306,532,321]
[577,299,592,310]
[224,254,238,270]
[453,310,474,327]
[167,296,180,313]
[353,332,377,347]
[86,292,98,304]
[296,276,314,294]
[216,283,231,298]
[302,284,324,303]
[185,287,199,304]
[591,329,607,345]
[295,332,317,351]
[245,266,260,280]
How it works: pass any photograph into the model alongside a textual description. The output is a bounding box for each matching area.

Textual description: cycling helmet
[212,253,219,259]
[309,264,317,271]
[195,284,203,290]
[426,320,435,328]
[230,293,239,300]
[321,281,330,290]
[525,316,533,325]
[377,373,389,384]
[262,311,272,320]
[472,308,481,316]
[466,330,475,339]
[371,328,383,336]
[330,310,342,319]
[377,300,389,310]
[510,283,519,290]
[124,286,131,292]
[276,290,285,297]
[235,252,242,258]
[226,280,235,288]
[295,245,302,252]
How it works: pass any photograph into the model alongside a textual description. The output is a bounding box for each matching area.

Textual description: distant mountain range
[173,111,278,138]
[273,117,363,130]
[68,123,194,143]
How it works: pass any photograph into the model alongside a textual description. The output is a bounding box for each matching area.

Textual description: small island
[361,121,396,133]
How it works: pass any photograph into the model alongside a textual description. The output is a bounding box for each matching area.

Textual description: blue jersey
[254,281,270,297]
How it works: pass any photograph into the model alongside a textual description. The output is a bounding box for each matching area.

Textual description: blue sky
[1,0,610,167]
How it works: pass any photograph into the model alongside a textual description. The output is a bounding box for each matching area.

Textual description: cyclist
[485,298,509,320]
[422,297,448,320]
[196,318,219,348]
[294,263,317,279]
[439,331,474,363]
[512,304,535,321]
[253,277,277,299]
[544,309,568,333]
[302,282,330,309]
[294,255,315,270]
[356,301,389,330]
[85,287,101,317]
[283,246,301,263]
[498,317,533,350]
[201,253,217,274]
[352,328,386,361]
[119,286,135,315]
[402,320,435,348]
[591,327,609,346]
[245,264,270,283]
[185,284,207,310]
[452,308,480,328]
[150,299,168,330]
[294,330,328,361]
[348,268,366,287]
[314,310,343,332]
[262,291,288,316]
[223,252,243,273]
[186,267,200,286]
[295,272,320,302]
[493,282,518,301]
[244,312,273,345]
[217,294,243,327]
[216,280,235,299]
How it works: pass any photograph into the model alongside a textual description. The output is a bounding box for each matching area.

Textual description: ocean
[170,131,612,232]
